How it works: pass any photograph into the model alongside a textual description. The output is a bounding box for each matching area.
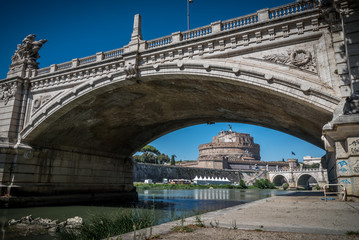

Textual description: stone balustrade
[269,1,314,19]
[269,168,322,173]
[31,0,316,83]
[147,35,172,49]
[222,13,258,31]
[182,25,213,40]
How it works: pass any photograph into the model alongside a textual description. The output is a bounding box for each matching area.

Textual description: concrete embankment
[110,192,359,240]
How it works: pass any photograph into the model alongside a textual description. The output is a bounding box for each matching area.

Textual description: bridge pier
[323,114,359,201]
[0,146,137,206]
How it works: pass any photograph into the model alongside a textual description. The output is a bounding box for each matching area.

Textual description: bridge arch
[272,175,289,187]
[21,60,338,158]
[296,173,318,189]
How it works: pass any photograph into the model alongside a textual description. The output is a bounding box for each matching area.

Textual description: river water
[0,188,292,240]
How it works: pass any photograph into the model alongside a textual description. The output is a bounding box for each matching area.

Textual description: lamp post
[187,0,193,30]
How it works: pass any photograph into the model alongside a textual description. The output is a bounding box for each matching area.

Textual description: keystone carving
[263,49,317,72]
[32,94,52,112]
[0,83,17,105]
[124,62,138,79]
[11,34,47,69]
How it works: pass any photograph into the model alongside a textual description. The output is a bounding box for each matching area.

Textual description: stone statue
[11,34,47,68]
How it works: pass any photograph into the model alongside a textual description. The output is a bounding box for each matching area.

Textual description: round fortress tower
[197,128,260,169]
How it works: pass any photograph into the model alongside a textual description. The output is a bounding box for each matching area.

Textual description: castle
[181,127,289,170]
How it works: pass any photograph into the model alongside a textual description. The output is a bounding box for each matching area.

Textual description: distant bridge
[268,167,328,189]
[0,0,358,204]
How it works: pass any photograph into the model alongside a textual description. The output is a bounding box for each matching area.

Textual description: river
[0,188,292,240]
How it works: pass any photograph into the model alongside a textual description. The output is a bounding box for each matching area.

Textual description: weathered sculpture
[11,34,47,68]
[7,34,47,78]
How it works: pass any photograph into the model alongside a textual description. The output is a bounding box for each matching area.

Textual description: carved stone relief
[124,62,138,79]
[32,94,52,112]
[0,83,17,105]
[263,49,317,72]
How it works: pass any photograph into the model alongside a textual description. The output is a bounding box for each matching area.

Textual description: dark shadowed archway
[273,175,288,187]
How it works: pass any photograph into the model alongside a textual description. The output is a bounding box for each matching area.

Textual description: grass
[346,231,359,236]
[60,208,156,240]
[171,225,195,233]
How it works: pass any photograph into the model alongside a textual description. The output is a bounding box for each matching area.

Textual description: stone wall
[134,162,252,183]
[0,147,137,206]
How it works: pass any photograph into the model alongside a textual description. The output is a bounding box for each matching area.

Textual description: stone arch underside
[272,175,288,186]
[297,174,318,189]
[23,72,334,159]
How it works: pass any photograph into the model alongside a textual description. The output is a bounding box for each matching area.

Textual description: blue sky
[0,0,325,161]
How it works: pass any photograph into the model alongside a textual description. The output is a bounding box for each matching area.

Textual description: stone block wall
[0,147,136,204]
[134,162,250,183]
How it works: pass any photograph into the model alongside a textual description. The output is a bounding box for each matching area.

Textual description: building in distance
[181,127,289,170]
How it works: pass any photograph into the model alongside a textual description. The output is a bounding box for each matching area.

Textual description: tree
[171,155,176,166]
[139,145,160,163]
[157,153,170,164]
[140,145,160,155]
[132,145,171,164]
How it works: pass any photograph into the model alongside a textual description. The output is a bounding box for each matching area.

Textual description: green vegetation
[282,183,289,190]
[132,145,170,164]
[231,220,237,230]
[60,209,155,240]
[194,215,205,228]
[135,183,248,190]
[171,225,194,233]
[170,154,176,166]
[253,179,276,189]
[302,163,320,169]
[346,231,359,236]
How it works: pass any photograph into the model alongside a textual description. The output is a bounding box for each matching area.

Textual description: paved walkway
[109,192,359,240]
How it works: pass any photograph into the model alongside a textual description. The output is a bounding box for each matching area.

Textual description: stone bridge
[268,167,328,189]
[0,0,359,204]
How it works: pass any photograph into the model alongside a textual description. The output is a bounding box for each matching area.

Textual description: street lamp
[187,0,193,30]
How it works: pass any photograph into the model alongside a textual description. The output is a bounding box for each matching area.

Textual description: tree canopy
[132,145,170,164]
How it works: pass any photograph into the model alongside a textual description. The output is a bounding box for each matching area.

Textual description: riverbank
[112,191,359,240]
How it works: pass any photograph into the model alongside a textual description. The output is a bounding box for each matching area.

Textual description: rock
[65,216,83,229]
[8,219,18,225]
[49,220,59,227]
[58,221,66,228]
[48,226,59,233]
[19,215,33,224]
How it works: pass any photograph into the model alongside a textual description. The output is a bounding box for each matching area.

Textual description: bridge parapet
[269,168,323,173]
[28,1,317,83]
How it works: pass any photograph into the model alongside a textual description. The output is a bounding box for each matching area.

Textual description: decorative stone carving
[282,25,289,38]
[124,62,138,79]
[0,83,17,105]
[11,34,47,69]
[343,91,359,115]
[263,49,317,72]
[268,28,275,41]
[242,34,249,46]
[33,94,51,111]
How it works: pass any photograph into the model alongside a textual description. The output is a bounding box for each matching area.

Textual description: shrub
[239,179,247,189]
[282,183,289,190]
[254,179,276,189]
[60,209,154,240]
